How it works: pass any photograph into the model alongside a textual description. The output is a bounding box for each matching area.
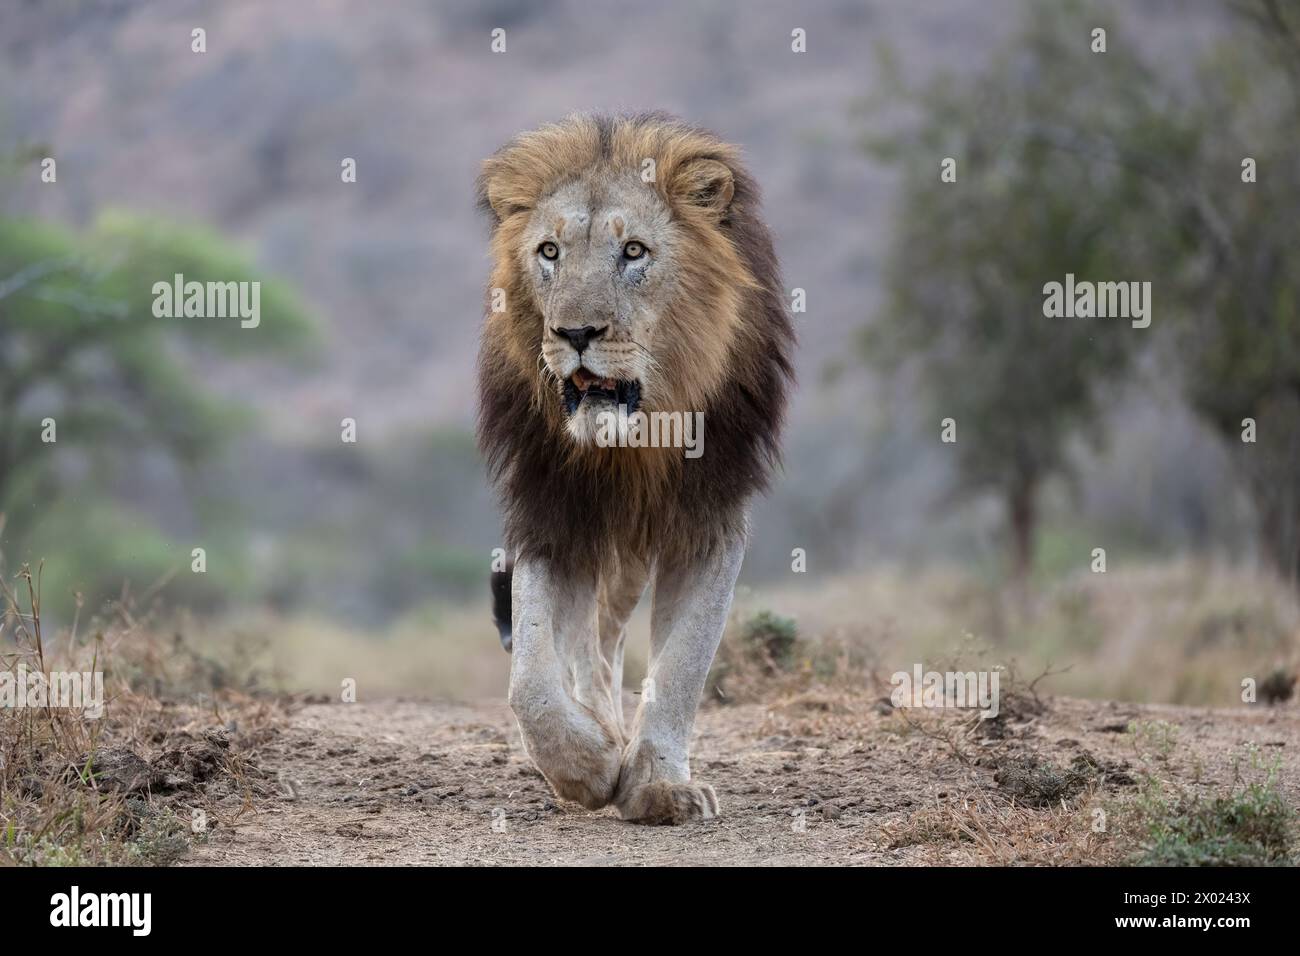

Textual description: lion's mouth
[563,367,641,416]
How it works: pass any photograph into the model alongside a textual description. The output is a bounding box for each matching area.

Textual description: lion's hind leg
[592,551,650,743]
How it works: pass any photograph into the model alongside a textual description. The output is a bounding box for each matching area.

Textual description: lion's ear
[672,158,735,219]
[477,160,525,224]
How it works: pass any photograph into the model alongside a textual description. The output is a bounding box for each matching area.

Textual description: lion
[476,112,794,824]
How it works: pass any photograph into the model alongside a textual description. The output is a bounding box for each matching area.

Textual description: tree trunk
[1237,389,1300,594]
[1007,477,1037,586]
[1255,489,1300,592]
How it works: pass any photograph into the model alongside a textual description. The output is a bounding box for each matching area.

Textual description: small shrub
[740,611,800,674]
[994,753,1101,808]
[1132,780,1294,866]
[1259,668,1296,705]
[124,805,195,866]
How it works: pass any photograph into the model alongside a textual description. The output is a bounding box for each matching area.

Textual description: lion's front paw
[543,748,622,811]
[616,780,719,825]
[511,691,623,810]
[522,722,622,811]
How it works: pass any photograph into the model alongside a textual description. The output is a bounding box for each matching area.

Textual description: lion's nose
[552,325,607,354]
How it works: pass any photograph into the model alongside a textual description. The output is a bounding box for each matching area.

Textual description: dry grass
[717,558,1300,709]
[183,603,508,701]
[112,558,1297,710]
[1103,723,1297,866]
[720,639,1296,866]
[874,707,1295,866]
[0,564,279,866]
[5,553,1287,867]
[879,789,1121,865]
[742,686,1139,865]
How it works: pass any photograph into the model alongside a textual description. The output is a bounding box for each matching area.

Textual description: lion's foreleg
[508,557,622,809]
[614,532,745,824]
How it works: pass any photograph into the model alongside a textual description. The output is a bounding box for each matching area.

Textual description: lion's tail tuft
[491,562,513,653]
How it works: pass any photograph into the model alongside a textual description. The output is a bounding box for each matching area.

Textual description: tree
[865,0,1300,591]
[861,3,1156,582]
[1155,3,1300,587]
[0,209,316,585]
[1049,0,1300,587]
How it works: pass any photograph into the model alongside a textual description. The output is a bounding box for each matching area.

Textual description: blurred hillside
[0,0,1282,626]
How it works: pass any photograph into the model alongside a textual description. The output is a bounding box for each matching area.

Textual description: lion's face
[524,172,676,441]
[480,116,755,449]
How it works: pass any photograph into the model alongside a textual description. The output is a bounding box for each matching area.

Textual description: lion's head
[477,113,794,569]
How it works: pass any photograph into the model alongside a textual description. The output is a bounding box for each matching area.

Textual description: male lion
[476,113,794,824]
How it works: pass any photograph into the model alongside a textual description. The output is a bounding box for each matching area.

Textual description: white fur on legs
[595,552,650,742]
[508,558,622,809]
[614,529,746,824]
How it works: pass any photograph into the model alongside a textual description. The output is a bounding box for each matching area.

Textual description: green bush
[741,610,800,673]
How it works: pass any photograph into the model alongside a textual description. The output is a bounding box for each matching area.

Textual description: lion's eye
[622,241,646,260]
[539,241,559,261]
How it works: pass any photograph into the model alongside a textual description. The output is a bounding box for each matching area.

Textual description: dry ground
[7,560,1296,866]
[185,694,1300,866]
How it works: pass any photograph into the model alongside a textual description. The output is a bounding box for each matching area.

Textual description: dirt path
[187,694,1300,866]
